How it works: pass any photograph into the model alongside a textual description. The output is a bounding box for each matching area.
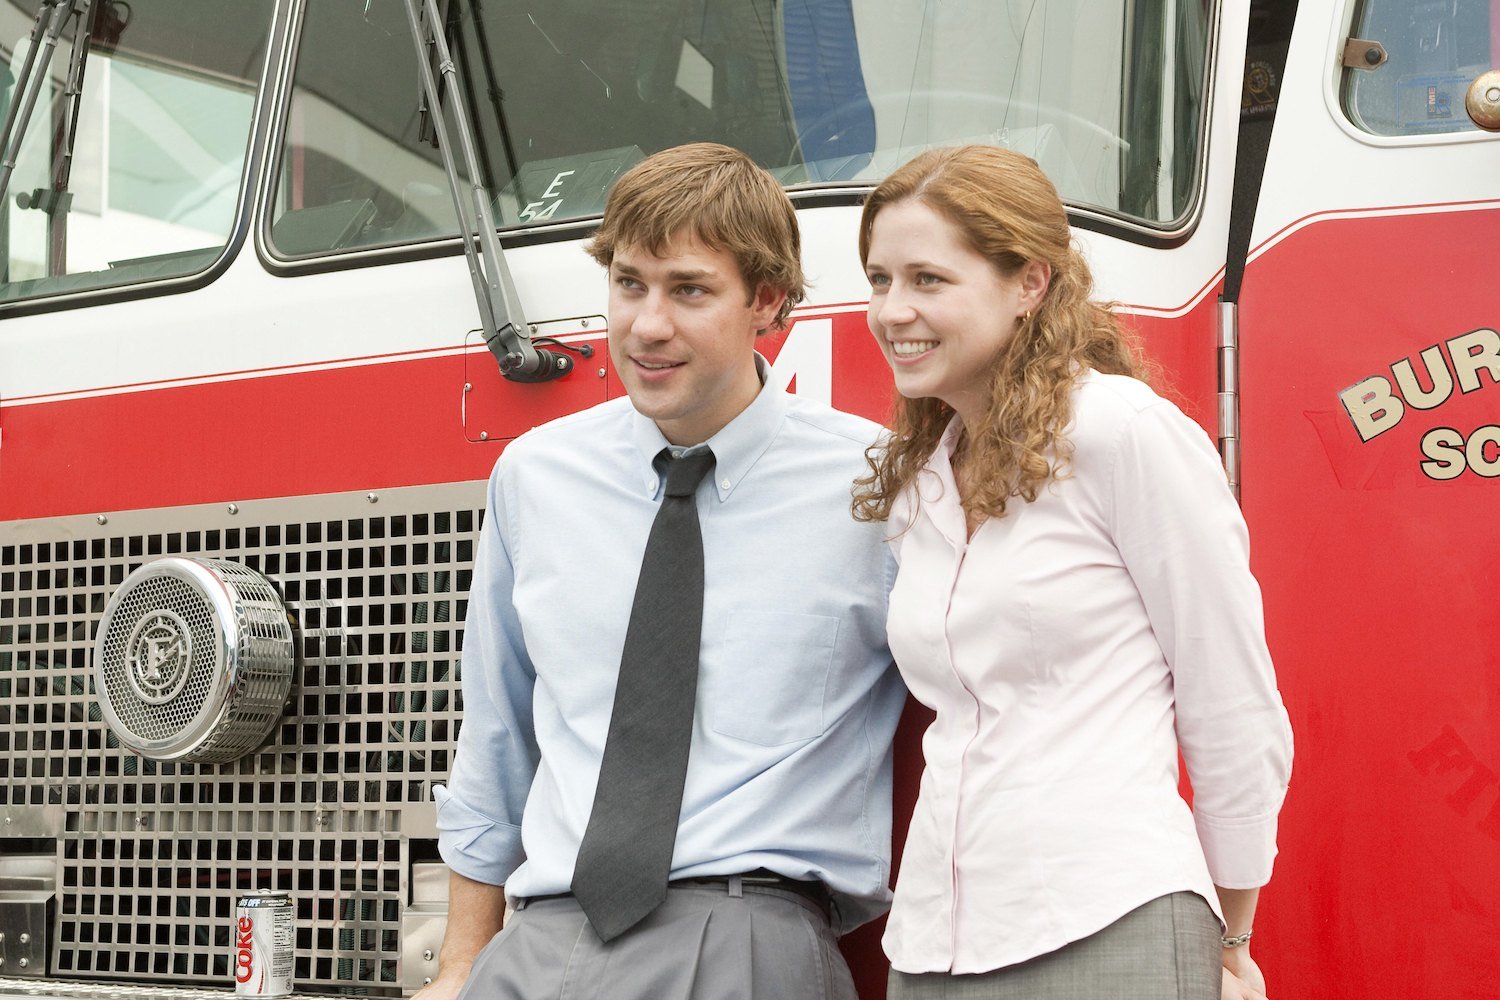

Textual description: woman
[854,145,1293,1000]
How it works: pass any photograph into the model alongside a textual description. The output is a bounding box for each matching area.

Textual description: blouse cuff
[1194,809,1280,889]
[433,784,525,886]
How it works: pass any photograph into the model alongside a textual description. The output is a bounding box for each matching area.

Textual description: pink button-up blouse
[882,370,1293,975]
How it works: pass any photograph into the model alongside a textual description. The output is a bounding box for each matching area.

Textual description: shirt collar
[628,352,788,501]
[915,413,969,548]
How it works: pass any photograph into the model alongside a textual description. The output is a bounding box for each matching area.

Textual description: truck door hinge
[1341,37,1388,69]
[1217,298,1241,501]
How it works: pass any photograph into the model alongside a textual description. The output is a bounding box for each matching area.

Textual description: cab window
[0,0,276,305]
[1342,0,1494,136]
[267,0,1214,260]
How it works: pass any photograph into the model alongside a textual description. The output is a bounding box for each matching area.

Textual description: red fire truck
[0,0,1496,996]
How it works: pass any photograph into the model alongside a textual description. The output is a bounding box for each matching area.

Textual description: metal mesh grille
[0,488,481,993]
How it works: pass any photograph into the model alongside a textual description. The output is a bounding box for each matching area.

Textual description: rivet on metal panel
[580,318,590,327]
[96,515,108,525]
[479,431,489,441]
[18,959,27,969]
[366,493,379,504]
[423,950,434,962]
[18,934,28,945]
[423,979,432,986]
[598,368,607,378]
[463,383,472,392]
[529,325,537,334]
[227,503,239,515]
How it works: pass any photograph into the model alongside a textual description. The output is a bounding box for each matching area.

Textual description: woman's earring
[1023,310,1032,322]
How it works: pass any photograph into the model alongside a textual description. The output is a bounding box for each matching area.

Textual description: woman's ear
[1019,260,1052,313]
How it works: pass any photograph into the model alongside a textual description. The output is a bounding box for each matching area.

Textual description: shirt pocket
[709,610,841,747]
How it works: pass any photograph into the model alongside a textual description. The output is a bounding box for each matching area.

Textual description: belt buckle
[739,872,785,887]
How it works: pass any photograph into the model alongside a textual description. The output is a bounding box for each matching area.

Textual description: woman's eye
[867,272,890,288]
[915,272,943,286]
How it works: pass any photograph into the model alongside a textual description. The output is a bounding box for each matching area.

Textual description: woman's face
[864,198,1047,427]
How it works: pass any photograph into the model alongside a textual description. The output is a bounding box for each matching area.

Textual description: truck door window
[0,0,275,305]
[268,0,1212,261]
[1342,0,1494,135]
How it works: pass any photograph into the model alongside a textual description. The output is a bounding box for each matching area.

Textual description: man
[421,143,904,1000]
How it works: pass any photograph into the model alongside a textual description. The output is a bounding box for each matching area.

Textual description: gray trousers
[888,892,1221,1000]
[458,877,857,1000]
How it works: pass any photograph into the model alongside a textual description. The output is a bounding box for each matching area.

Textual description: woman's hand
[1221,950,1268,1000]
[1214,887,1267,999]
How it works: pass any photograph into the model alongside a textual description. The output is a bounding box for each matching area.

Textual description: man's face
[607,231,784,446]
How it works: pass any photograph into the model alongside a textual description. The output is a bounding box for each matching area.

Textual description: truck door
[1237,1,1500,994]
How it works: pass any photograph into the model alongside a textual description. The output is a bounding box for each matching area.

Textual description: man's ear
[750,283,788,333]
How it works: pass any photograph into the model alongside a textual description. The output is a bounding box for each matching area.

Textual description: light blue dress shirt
[435,364,905,931]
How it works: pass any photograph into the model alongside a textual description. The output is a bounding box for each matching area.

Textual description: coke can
[234,889,294,997]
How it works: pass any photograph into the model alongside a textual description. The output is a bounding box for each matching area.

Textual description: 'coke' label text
[235,915,255,983]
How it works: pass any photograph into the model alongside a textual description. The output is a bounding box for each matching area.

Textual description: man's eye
[616,276,643,290]
[678,285,706,297]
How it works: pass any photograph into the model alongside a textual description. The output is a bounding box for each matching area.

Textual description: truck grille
[0,485,482,993]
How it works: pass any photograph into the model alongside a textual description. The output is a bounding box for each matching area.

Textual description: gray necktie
[571,447,717,942]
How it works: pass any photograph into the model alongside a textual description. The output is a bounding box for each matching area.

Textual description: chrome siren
[94,557,295,763]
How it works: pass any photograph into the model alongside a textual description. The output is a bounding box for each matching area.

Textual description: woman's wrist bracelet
[1221,928,1253,949]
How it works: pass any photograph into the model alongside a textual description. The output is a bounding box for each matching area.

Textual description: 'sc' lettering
[1418,425,1500,480]
[1419,427,1466,481]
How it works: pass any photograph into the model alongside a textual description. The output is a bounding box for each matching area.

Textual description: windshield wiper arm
[0,0,88,211]
[401,0,571,383]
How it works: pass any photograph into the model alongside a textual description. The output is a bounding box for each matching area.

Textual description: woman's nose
[876,288,916,327]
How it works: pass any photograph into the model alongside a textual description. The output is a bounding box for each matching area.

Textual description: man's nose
[632,292,673,340]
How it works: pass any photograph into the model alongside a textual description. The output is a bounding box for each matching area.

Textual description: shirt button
[720,479,731,490]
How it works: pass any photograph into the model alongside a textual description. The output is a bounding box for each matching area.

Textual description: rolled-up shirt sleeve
[435,454,539,886]
[1108,403,1293,889]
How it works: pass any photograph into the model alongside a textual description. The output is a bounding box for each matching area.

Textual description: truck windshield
[0,0,274,303]
[270,0,1209,259]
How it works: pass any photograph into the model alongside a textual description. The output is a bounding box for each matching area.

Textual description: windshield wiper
[402,0,571,383]
[0,0,98,276]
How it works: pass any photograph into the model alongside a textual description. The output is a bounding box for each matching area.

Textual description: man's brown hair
[587,143,805,331]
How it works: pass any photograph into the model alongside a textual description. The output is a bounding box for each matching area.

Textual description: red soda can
[234,889,295,997]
